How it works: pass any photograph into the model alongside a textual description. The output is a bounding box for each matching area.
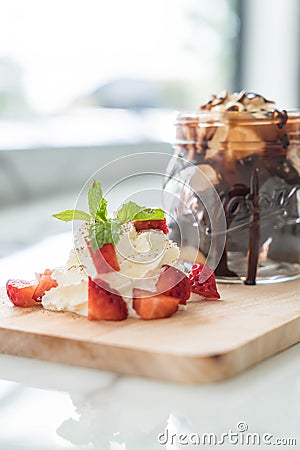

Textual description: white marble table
[0,345,299,450]
[0,196,299,449]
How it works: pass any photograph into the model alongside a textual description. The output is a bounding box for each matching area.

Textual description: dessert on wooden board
[6,180,220,321]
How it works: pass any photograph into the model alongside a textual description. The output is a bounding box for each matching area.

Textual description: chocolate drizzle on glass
[244,169,260,285]
[166,90,300,283]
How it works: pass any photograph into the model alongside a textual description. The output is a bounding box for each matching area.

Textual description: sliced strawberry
[86,240,120,274]
[188,263,220,299]
[133,219,169,234]
[32,269,58,301]
[88,277,127,321]
[6,279,40,307]
[133,289,179,320]
[156,265,191,305]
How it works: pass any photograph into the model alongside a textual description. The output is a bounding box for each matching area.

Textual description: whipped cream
[42,223,180,317]
[200,90,276,114]
[42,265,88,315]
[67,222,96,278]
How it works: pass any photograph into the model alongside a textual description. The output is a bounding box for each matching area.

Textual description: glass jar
[164,109,300,284]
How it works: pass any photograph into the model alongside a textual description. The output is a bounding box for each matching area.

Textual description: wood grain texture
[0,280,300,383]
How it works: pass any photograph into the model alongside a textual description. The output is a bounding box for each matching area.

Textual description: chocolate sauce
[214,249,237,278]
[244,169,260,285]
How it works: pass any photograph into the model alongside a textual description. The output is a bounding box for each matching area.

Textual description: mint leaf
[117,201,146,224]
[117,201,165,223]
[52,209,91,222]
[95,198,108,222]
[88,180,103,218]
[89,220,121,251]
[133,208,165,221]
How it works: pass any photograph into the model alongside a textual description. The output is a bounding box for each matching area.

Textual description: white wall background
[242,0,300,109]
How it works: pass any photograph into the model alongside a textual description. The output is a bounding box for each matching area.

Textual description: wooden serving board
[0,280,300,383]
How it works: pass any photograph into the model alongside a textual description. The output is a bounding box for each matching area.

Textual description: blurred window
[0,0,239,120]
[239,0,300,109]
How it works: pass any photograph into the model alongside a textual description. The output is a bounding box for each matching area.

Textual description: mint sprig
[133,207,164,221]
[117,201,164,223]
[52,180,165,250]
[52,209,91,223]
[117,201,145,224]
[88,180,103,218]
[89,220,121,252]
[95,198,108,222]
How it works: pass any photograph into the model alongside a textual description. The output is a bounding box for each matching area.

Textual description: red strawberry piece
[133,218,169,234]
[156,265,191,305]
[133,288,179,320]
[86,240,120,273]
[88,277,128,321]
[6,279,40,307]
[32,269,58,301]
[188,264,220,299]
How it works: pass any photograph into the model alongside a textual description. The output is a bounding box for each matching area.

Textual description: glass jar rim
[174,109,300,126]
